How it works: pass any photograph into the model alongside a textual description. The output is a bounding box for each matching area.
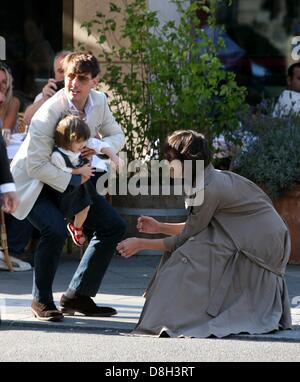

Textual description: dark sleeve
[0,133,13,186]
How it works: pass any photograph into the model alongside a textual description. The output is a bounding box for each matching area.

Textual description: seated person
[0,64,33,265]
[0,63,20,144]
[23,50,70,126]
[273,62,300,117]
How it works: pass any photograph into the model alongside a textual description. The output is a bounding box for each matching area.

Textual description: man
[0,132,19,213]
[273,62,300,117]
[23,50,70,125]
[11,52,126,321]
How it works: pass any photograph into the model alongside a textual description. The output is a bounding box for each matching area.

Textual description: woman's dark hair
[164,130,212,183]
[54,115,90,150]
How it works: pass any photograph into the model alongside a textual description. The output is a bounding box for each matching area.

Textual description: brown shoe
[31,300,64,322]
[60,294,117,317]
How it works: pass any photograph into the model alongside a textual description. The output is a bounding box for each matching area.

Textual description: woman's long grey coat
[134,164,292,338]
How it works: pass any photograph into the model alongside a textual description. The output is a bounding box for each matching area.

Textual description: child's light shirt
[51,148,81,173]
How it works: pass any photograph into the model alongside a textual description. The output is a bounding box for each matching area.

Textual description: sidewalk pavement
[0,254,300,341]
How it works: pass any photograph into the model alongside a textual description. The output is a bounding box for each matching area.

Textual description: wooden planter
[272,185,300,264]
[112,183,300,263]
[112,190,187,255]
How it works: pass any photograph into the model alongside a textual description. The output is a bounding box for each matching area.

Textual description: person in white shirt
[273,63,300,117]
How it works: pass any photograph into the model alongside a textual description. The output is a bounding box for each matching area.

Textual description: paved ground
[0,254,300,341]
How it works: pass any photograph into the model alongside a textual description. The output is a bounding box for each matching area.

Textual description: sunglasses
[66,72,91,83]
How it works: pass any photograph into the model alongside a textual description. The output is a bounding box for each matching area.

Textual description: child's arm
[50,151,72,173]
[72,164,95,178]
[51,152,95,180]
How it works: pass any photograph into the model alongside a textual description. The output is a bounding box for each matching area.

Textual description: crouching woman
[117,129,292,338]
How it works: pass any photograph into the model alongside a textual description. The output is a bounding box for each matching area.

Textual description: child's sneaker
[67,223,86,247]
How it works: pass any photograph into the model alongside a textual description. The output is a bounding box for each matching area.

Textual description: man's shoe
[31,300,64,322]
[60,294,117,317]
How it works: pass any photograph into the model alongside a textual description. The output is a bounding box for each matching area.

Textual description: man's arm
[97,92,125,153]
[24,96,72,193]
[23,80,58,125]
[23,98,45,126]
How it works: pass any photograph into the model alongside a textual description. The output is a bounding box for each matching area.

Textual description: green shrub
[235,111,300,197]
[82,0,247,160]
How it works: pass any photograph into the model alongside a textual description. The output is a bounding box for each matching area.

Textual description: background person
[0,63,20,144]
[117,130,292,338]
[273,62,300,117]
[0,63,34,264]
[23,51,70,126]
[0,132,19,213]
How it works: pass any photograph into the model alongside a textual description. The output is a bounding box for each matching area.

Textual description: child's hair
[54,115,91,150]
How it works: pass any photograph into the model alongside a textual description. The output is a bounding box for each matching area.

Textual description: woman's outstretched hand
[137,216,160,234]
[117,238,141,258]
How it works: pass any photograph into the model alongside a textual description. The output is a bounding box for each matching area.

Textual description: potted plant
[234,108,300,263]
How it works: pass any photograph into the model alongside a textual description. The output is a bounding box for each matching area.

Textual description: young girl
[51,115,94,247]
[51,115,124,247]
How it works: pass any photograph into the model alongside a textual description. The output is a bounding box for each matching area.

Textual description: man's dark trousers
[27,187,126,303]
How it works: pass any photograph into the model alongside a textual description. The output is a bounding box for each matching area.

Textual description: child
[51,115,94,247]
[51,115,124,247]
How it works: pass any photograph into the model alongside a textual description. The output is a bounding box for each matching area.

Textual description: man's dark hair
[287,62,300,78]
[62,52,100,78]
[54,115,91,150]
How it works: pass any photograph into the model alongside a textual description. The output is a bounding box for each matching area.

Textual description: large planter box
[112,191,187,255]
[273,185,300,264]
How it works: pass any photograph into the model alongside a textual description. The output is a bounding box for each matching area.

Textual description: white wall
[148,0,184,27]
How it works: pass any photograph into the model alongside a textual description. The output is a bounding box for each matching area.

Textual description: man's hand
[110,154,125,173]
[1,191,19,213]
[81,147,96,159]
[42,79,57,100]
